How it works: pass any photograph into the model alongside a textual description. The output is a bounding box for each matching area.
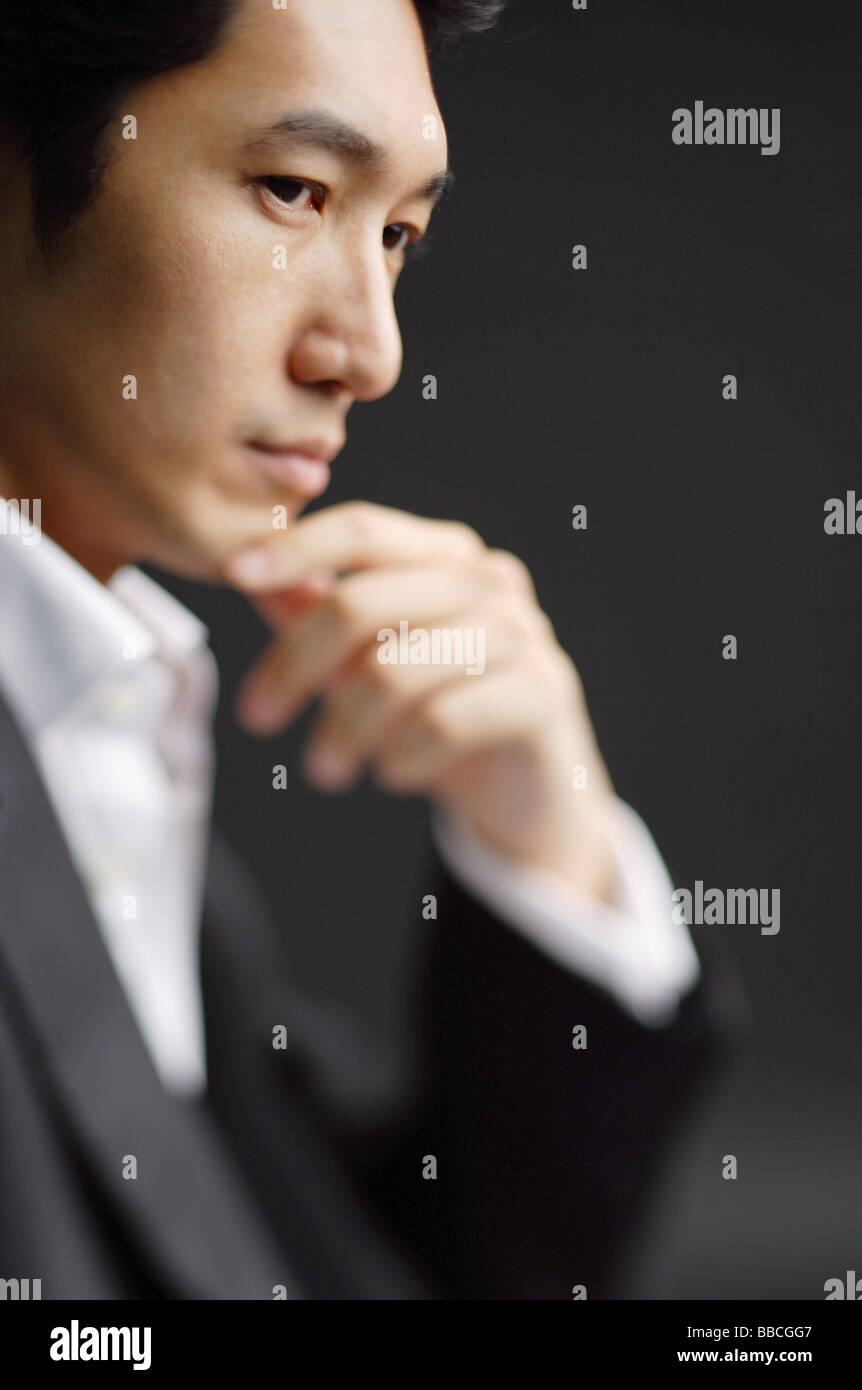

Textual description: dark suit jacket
[0,686,742,1299]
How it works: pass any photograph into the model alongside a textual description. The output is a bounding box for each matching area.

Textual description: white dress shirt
[0,499,699,1101]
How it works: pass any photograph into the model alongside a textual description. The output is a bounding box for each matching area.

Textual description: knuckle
[509,605,545,643]
[344,500,380,544]
[487,548,534,594]
[328,578,367,631]
[532,607,557,643]
[417,699,457,746]
[442,519,483,556]
[488,593,551,647]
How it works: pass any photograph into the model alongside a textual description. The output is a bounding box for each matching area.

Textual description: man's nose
[287,241,404,403]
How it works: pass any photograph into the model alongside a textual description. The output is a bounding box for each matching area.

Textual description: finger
[301,614,515,788]
[234,566,488,732]
[373,662,551,791]
[250,575,336,630]
[301,665,454,791]
[484,548,540,603]
[222,500,483,590]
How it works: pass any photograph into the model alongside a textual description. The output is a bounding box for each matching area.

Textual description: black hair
[0,0,505,252]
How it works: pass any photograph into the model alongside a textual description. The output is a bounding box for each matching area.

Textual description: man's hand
[222,502,618,903]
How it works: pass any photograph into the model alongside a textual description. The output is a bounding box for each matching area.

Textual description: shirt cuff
[430,798,701,1028]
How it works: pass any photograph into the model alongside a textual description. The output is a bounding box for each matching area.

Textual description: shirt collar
[0,497,212,738]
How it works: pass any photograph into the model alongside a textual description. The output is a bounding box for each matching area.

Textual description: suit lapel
[0,688,302,1299]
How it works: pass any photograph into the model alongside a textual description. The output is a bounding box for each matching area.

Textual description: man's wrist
[530,807,618,907]
[457,795,620,910]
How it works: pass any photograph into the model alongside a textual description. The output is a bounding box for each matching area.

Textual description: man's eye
[258,176,325,212]
[255,183,425,261]
[382,224,408,253]
[383,224,416,254]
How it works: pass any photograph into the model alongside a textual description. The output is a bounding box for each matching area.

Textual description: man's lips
[245,440,340,498]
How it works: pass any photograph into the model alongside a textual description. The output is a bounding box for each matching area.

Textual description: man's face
[0,0,447,581]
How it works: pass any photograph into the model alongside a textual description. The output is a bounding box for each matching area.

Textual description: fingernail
[303,743,355,789]
[226,545,270,586]
[236,686,285,734]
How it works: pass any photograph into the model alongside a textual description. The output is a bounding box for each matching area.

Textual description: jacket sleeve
[298,850,748,1300]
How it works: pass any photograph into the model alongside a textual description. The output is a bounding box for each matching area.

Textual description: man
[0,0,738,1299]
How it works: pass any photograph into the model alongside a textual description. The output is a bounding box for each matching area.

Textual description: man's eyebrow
[243,108,455,206]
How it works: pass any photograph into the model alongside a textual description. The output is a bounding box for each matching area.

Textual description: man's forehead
[227,0,435,95]
[219,0,448,193]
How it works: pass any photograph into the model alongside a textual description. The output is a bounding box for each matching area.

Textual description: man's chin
[143,501,302,587]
